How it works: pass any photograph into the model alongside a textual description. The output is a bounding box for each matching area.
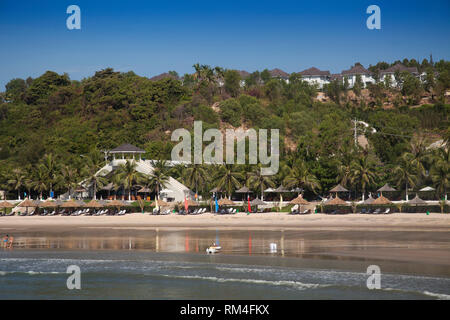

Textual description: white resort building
[83,144,193,202]
[341,64,375,88]
[299,67,331,89]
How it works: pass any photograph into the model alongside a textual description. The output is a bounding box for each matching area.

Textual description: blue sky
[0,0,449,89]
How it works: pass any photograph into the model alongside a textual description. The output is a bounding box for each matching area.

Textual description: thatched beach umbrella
[408,194,427,205]
[218,198,235,206]
[330,184,348,194]
[363,195,375,205]
[0,201,14,215]
[61,199,82,208]
[184,199,198,207]
[290,194,310,205]
[108,200,125,207]
[372,195,392,205]
[39,200,59,208]
[251,198,267,206]
[325,196,347,206]
[377,183,396,196]
[0,201,14,208]
[18,199,38,214]
[290,194,310,212]
[86,199,104,208]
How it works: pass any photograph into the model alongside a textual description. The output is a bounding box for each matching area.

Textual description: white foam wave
[162,274,327,290]
[422,291,450,300]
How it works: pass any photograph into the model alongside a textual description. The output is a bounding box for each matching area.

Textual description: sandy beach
[1,212,449,232]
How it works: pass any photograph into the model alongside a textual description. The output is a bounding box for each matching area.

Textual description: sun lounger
[373,208,381,214]
[383,208,390,214]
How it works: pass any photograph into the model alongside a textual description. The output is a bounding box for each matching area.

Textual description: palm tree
[393,153,419,201]
[40,153,59,197]
[32,165,48,200]
[215,164,243,199]
[114,161,144,201]
[56,165,79,199]
[143,161,170,200]
[248,165,275,200]
[82,153,108,200]
[184,164,208,198]
[284,161,320,194]
[7,168,26,199]
[349,154,378,200]
[430,148,449,200]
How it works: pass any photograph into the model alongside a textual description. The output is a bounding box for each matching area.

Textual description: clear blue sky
[0,0,449,89]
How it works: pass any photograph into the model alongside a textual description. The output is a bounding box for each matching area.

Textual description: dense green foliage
[0,61,449,201]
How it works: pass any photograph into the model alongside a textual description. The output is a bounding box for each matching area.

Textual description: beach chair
[361,208,367,214]
[383,208,390,214]
[373,208,381,214]
[28,210,36,216]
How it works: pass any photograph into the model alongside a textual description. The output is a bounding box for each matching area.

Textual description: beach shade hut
[289,194,310,212]
[108,200,125,207]
[210,187,222,194]
[18,199,38,214]
[39,200,59,208]
[250,198,267,213]
[363,195,375,205]
[0,201,14,215]
[377,183,396,196]
[251,198,267,206]
[107,199,125,214]
[325,196,347,206]
[86,199,104,208]
[61,199,83,208]
[372,195,392,205]
[408,194,427,213]
[218,198,235,206]
[329,184,348,195]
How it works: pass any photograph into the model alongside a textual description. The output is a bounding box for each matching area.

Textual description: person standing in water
[2,235,9,248]
[7,235,14,249]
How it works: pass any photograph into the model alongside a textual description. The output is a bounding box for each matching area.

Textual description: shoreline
[1,212,450,232]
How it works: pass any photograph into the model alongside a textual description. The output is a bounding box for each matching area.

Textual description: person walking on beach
[2,235,8,248]
[7,235,14,249]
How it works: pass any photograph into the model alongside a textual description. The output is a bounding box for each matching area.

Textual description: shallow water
[0,228,449,299]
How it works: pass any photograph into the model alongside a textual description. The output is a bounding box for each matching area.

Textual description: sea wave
[161,274,328,290]
[0,270,63,276]
[422,291,450,300]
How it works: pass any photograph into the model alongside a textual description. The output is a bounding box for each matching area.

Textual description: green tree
[224,70,241,97]
[248,165,275,200]
[7,168,26,199]
[393,153,419,200]
[284,160,320,194]
[114,161,144,201]
[215,164,243,198]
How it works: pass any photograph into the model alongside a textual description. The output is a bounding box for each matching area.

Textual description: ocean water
[0,229,449,299]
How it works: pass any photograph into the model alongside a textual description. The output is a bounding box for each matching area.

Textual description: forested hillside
[0,61,449,199]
